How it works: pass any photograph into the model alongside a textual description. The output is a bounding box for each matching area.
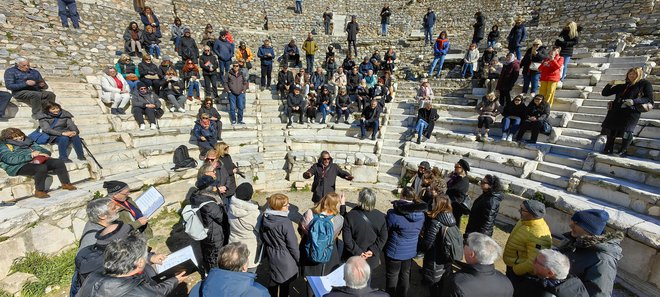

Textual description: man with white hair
[3,57,56,117]
[325,256,389,296]
[78,198,120,251]
[443,232,513,297]
[512,249,588,297]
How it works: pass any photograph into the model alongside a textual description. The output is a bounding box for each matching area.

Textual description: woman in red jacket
[538,46,564,107]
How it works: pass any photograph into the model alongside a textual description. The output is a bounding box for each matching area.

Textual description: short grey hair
[344,256,370,289]
[86,198,112,224]
[218,242,249,272]
[466,233,502,265]
[538,249,570,280]
[14,57,27,65]
[103,231,148,275]
[358,188,377,211]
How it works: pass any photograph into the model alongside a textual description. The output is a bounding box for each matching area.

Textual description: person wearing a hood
[0,128,75,198]
[178,27,199,62]
[213,31,235,83]
[464,174,503,237]
[303,151,354,203]
[503,200,552,294]
[420,194,459,296]
[103,180,152,238]
[169,17,189,52]
[227,183,261,271]
[428,31,450,78]
[260,193,300,297]
[192,163,229,273]
[142,25,161,59]
[137,54,163,95]
[101,66,131,115]
[302,33,318,73]
[190,242,269,297]
[472,12,485,46]
[123,22,143,56]
[342,188,388,269]
[335,86,352,124]
[37,102,85,162]
[197,98,222,140]
[193,113,218,158]
[131,81,162,130]
[446,159,470,225]
[77,229,184,297]
[496,52,521,106]
[501,95,526,142]
[507,16,527,60]
[384,186,427,297]
[557,209,623,297]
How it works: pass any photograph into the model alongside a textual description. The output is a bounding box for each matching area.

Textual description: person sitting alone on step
[35,101,86,162]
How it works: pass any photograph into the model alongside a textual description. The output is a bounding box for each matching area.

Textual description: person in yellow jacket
[503,199,552,297]
[235,41,254,75]
[302,32,319,73]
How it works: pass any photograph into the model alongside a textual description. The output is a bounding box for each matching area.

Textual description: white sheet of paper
[155,245,198,274]
[308,264,346,296]
[135,186,165,218]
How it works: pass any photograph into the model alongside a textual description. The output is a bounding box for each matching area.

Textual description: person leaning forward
[302,151,354,203]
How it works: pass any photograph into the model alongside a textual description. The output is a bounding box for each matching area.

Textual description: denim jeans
[522,72,541,94]
[319,103,330,122]
[218,59,231,83]
[511,47,522,60]
[415,119,429,138]
[487,40,496,48]
[187,81,201,97]
[561,55,571,81]
[502,116,522,135]
[58,0,80,28]
[125,80,138,92]
[381,23,388,36]
[306,55,315,73]
[295,1,302,13]
[227,92,245,123]
[56,135,84,160]
[360,119,379,138]
[461,63,474,78]
[428,55,446,77]
[424,28,433,46]
[335,106,350,122]
[167,94,186,109]
[146,44,161,58]
[173,36,181,50]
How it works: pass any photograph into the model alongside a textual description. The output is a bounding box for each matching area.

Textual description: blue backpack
[304,213,335,263]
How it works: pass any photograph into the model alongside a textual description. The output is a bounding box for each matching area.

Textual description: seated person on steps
[132,82,162,130]
[360,99,381,140]
[286,86,307,127]
[100,66,131,115]
[193,113,219,159]
[36,102,86,162]
[160,68,187,113]
[3,57,56,118]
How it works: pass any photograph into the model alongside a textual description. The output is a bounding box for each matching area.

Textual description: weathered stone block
[619,237,656,283]
[0,272,36,295]
[30,224,75,254]
[0,238,26,278]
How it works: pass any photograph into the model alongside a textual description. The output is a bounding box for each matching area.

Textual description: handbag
[28,118,59,144]
[542,120,553,135]
[31,155,49,164]
[126,73,139,81]
[529,62,541,71]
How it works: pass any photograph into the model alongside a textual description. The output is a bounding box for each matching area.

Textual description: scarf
[436,38,448,50]
[5,138,34,149]
[130,29,139,41]
[201,118,211,128]
[504,55,515,65]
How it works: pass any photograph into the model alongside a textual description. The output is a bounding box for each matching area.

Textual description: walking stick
[80,138,103,169]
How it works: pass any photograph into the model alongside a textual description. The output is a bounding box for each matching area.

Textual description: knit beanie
[136,81,147,90]
[523,200,546,219]
[195,175,215,190]
[235,183,254,201]
[103,180,129,195]
[457,159,470,172]
[419,161,431,170]
[571,209,609,235]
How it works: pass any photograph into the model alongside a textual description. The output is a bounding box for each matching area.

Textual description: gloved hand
[623,99,634,106]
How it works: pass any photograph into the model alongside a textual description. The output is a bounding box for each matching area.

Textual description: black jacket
[199,53,219,74]
[336,94,351,108]
[342,207,388,268]
[464,190,503,237]
[160,78,184,97]
[287,93,306,108]
[473,15,485,39]
[502,103,527,119]
[325,286,390,297]
[261,208,300,284]
[346,22,359,41]
[601,79,654,133]
[417,107,439,125]
[555,28,580,57]
[525,102,550,122]
[342,58,356,72]
[515,274,589,297]
[76,272,177,297]
[304,158,351,203]
[277,70,294,87]
[443,264,514,297]
[220,154,237,197]
[137,62,162,79]
[487,30,499,42]
[482,49,497,65]
[179,36,199,61]
[362,104,381,123]
[190,191,225,246]
[421,212,457,283]
[521,46,548,74]
[380,7,391,24]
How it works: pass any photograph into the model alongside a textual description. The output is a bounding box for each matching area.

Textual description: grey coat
[36,110,80,143]
[260,208,300,284]
[557,231,623,297]
[131,90,162,109]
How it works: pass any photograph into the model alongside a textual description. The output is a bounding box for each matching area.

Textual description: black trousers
[516,120,542,143]
[267,275,296,297]
[604,129,633,154]
[16,159,70,191]
[347,39,358,56]
[140,78,162,95]
[287,104,306,122]
[203,72,219,98]
[13,90,56,115]
[385,257,412,297]
[499,89,512,106]
[477,117,494,129]
[132,106,157,125]
[261,64,272,87]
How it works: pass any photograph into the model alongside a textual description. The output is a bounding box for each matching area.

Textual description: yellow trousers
[539,81,558,107]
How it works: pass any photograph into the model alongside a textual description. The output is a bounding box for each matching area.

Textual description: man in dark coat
[222,63,248,125]
[414,101,439,144]
[342,188,388,269]
[346,16,359,56]
[360,99,381,140]
[443,232,513,297]
[513,249,589,297]
[325,256,389,297]
[303,151,354,203]
[422,8,436,46]
[277,65,295,100]
[3,57,56,116]
[286,87,306,126]
[257,39,276,89]
[178,28,199,61]
[472,12,485,46]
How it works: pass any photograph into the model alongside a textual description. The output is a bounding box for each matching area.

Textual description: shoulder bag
[28,117,59,144]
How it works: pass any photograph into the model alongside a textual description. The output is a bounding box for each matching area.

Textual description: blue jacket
[257,45,276,66]
[188,268,269,297]
[213,39,234,62]
[3,66,46,93]
[358,62,374,76]
[385,200,427,260]
[507,24,527,51]
[192,120,217,141]
[423,12,436,29]
[433,38,450,56]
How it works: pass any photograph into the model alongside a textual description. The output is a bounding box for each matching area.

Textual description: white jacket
[100,73,130,103]
[227,197,262,268]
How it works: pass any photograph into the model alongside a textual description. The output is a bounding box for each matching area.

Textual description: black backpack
[172,145,198,171]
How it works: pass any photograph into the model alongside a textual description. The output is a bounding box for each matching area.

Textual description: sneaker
[530,93,536,98]
[231,121,237,125]
[178,108,186,113]
[150,123,157,130]
[61,158,73,163]
[139,124,146,130]
[506,134,513,142]
[238,121,245,125]
[501,133,508,141]
[169,107,176,112]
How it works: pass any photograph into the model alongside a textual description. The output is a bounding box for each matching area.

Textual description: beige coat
[228,197,262,268]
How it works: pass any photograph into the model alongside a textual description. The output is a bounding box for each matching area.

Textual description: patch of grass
[290,183,298,192]
[531,191,548,206]
[252,175,259,182]
[0,289,11,297]
[92,190,104,199]
[301,184,311,192]
[5,32,13,40]
[10,248,77,297]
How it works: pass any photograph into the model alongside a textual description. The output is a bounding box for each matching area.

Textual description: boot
[61,183,77,190]
[616,137,633,157]
[117,108,126,114]
[287,117,293,127]
[35,191,50,198]
[416,135,421,144]
[110,108,118,115]
[483,132,489,142]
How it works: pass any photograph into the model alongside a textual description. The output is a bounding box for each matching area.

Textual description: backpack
[442,225,464,262]
[172,145,197,171]
[182,200,214,240]
[304,213,335,263]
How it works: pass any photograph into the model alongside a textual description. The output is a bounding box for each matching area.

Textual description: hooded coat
[260,208,300,284]
[227,197,261,269]
[385,200,427,260]
[304,157,352,203]
[188,268,269,297]
[557,231,624,297]
[464,190,503,237]
[36,109,79,143]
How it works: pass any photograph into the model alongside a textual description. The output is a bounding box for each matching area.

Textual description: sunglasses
[202,117,210,119]
[322,157,331,160]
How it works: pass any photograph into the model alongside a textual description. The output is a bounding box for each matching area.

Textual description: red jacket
[539,55,564,82]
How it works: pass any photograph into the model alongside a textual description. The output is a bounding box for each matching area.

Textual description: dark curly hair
[482,174,503,193]
[0,128,26,141]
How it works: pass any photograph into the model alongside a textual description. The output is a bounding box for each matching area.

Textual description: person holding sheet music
[192,163,228,273]
[103,180,153,238]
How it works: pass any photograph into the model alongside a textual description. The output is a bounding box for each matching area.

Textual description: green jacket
[109,195,154,239]
[0,141,51,176]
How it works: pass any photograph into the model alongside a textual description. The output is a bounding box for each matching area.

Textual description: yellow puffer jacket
[503,218,552,276]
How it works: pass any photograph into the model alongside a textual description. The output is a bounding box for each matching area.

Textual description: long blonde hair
[626,67,644,85]
[566,21,578,39]
[312,192,341,215]
[214,142,229,158]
